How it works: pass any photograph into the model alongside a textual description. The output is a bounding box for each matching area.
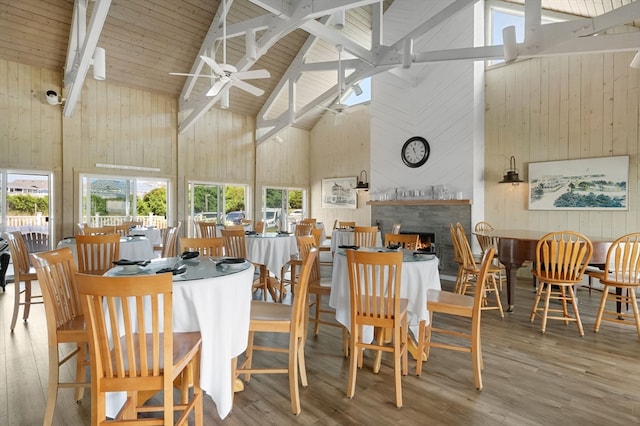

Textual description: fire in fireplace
[400,231,435,252]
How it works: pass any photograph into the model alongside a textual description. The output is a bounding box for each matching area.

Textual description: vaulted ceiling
[2,0,640,143]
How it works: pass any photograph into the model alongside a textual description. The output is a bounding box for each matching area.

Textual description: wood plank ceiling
[1,0,639,138]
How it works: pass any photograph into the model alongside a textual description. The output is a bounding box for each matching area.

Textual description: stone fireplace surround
[370,200,471,278]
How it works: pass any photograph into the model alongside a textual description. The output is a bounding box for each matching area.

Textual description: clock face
[401,136,430,168]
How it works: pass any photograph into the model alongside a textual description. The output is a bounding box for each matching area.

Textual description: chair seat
[250,300,292,323]
[427,289,474,312]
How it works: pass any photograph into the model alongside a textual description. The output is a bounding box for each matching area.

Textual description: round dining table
[329,247,441,343]
[127,226,162,246]
[103,256,254,420]
[245,232,298,279]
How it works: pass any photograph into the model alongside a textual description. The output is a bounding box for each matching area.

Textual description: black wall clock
[401,136,430,168]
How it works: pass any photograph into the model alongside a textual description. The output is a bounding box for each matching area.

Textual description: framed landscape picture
[321,177,357,209]
[528,156,628,211]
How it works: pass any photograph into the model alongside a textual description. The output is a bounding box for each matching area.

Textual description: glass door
[263,187,305,232]
[187,182,248,236]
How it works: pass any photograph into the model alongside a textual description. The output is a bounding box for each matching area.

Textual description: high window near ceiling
[487,0,566,66]
[187,181,249,237]
[79,174,169,229]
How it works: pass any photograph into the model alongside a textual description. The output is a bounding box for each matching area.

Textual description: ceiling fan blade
[233,80,265,96]
[200,55,224,76]
[169,72,206,77]
[206,80,226,97]
[233,69,270,80]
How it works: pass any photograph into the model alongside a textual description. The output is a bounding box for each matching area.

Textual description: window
[263,187,306,232]
[343,77,370,107]
[79,174,169,229]
[487,1,567,66]
[1,171,52,246]
[187,181,249,236]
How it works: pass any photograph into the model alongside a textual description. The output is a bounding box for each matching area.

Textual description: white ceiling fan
[170,0,270,98]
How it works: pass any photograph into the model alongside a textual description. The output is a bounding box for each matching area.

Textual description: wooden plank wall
[309,104,372,226]
[485,51,640,238]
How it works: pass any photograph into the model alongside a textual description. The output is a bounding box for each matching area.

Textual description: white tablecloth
[103,257,254,419]
[246,233,298,279]
[329,248,441,342]
[57,236,155,263]
[128,227,162,245]
[330,229,382,253]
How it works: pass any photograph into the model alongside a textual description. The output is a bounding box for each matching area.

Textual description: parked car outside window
[225,211,245,225]
[194,212,221,224]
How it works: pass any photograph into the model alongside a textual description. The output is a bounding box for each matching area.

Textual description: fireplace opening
[400,231,435,252]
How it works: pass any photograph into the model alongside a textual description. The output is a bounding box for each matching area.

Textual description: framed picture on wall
[528,156,629,211]
[322,177,357,209]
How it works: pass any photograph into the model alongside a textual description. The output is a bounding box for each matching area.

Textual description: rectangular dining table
[329,247,441,343]
[103,256,254,419]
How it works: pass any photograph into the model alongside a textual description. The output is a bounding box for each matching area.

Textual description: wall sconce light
[498,156,524,185]
[355,170,369,190]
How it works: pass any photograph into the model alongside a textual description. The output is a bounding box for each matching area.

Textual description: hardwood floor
[1,268,639,425]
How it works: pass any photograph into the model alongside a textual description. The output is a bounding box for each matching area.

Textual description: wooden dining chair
[222,229,274,301]
[224,225,245,231]
[254,220,265,233]
[237,247,318,415]
[456,224,504,318]
[353,226,378,248]
[195,221,217,238]
[592,232,640,338]
[300,218,317,225]
[114,224,130,236]
[530,231,593,336]
[76,223,86,235]
[179,237,224,257]
[416,248,496,390]
[83,224,116,235]
[384,233,419,250]
[5,231,43,331]
[75,272,203,425]
[345,249,408,408]
[294,222,313,236]
[473,221,506,290]
[311,227,333,267]
[75,234,121,275]
[31,247,90,426]
[161,222,181,257]
[122,220,143,228]
[449,224,466,294]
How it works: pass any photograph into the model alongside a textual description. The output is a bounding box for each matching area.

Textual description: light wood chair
[300,218,317,225]
[345,249,408,408]
[31,247,89,426]
[254,221,265,233]
[294,222,313,236]
[179,237,224,257]
[416,248,496,390]
[22,231,50,253]
[338,221,356,229]
[353,226,378,248]
[385,233,419,250]
[5,231,43,331]
[76,223,86,235]
[237,247,318,415]
[114,224,130,236]
[592,232,640,338]
[473,221,506,290]
[450,224,466,294]
[456,223,504,318]
[75,234,121,275]
[161,222,181,258]
[75,272,203,425]
[311,227,333,268]
[195,221,217,238]
[122,220,143,228]
[224,225,245,231]
[391,223,402,234]
[222,229,275,301]
[530,231,593,336]
[241,218,254,228]
[83,224,116,235]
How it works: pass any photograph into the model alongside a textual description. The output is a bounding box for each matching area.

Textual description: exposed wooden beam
[62,0,112,117]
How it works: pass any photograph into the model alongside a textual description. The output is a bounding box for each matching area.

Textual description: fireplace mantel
[367,199,471,206]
